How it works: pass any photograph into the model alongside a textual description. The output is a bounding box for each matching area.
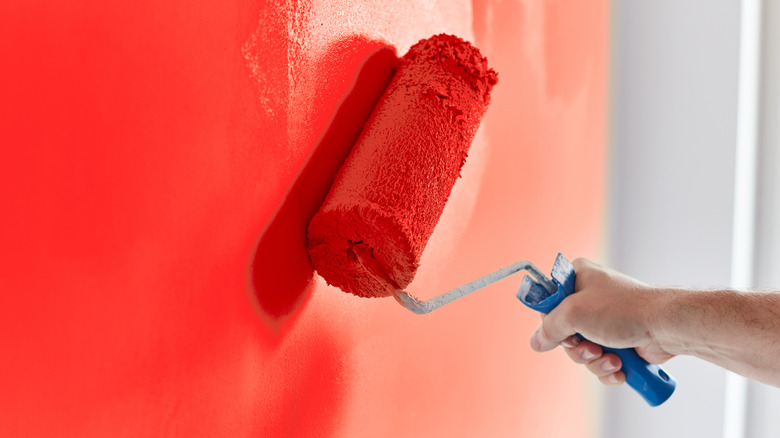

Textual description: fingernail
[582,349,598,361]
[602,360,618,372]
[606,373,620,385]
[561,336,581,348]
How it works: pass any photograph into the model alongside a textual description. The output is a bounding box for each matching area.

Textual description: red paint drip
[307,34,498,298]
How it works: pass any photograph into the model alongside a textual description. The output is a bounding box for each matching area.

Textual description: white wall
[608,1,740,437]
[746,2,780,437]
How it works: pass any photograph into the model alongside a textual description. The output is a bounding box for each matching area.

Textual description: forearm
[653,288,780,386]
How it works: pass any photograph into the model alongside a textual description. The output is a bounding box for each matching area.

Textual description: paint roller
[306,34,675,406]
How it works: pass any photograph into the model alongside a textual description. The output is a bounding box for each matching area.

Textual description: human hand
[529,258,675,385]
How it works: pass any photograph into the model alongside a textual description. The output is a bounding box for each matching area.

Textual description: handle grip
[601,345,675,406]
[517,253,676,406]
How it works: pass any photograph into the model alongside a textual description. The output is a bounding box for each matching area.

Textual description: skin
[530,258,780,388]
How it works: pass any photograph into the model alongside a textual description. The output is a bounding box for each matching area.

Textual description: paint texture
[252,40,399,319]
[307,34,497,298]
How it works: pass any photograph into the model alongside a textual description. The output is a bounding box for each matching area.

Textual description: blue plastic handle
[517,254,676,407]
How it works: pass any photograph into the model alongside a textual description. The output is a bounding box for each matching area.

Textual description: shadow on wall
[251,37,399,328]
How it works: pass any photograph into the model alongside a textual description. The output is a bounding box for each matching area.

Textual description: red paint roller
[307,34,497,299]
[306,34,677,407]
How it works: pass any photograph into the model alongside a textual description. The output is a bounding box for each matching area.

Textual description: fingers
[530,326,626,386]
[562,340,625,385]
[585,352,621,379]
[599,371,626,386]
[563,338,600,364]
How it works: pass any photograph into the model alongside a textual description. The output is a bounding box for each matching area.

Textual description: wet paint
[307,34,497,298]
[251,38,399,322]
[0,0,606,436]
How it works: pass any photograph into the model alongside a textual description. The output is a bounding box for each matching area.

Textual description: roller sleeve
[307,34,497,297]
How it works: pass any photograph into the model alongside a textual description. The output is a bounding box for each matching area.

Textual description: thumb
[530,308,574,352]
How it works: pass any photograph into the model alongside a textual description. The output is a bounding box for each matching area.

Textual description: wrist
[645,287,690,357]
[648,288,733,358]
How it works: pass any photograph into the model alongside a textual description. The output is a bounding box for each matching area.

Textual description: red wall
[0,0,607,436]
